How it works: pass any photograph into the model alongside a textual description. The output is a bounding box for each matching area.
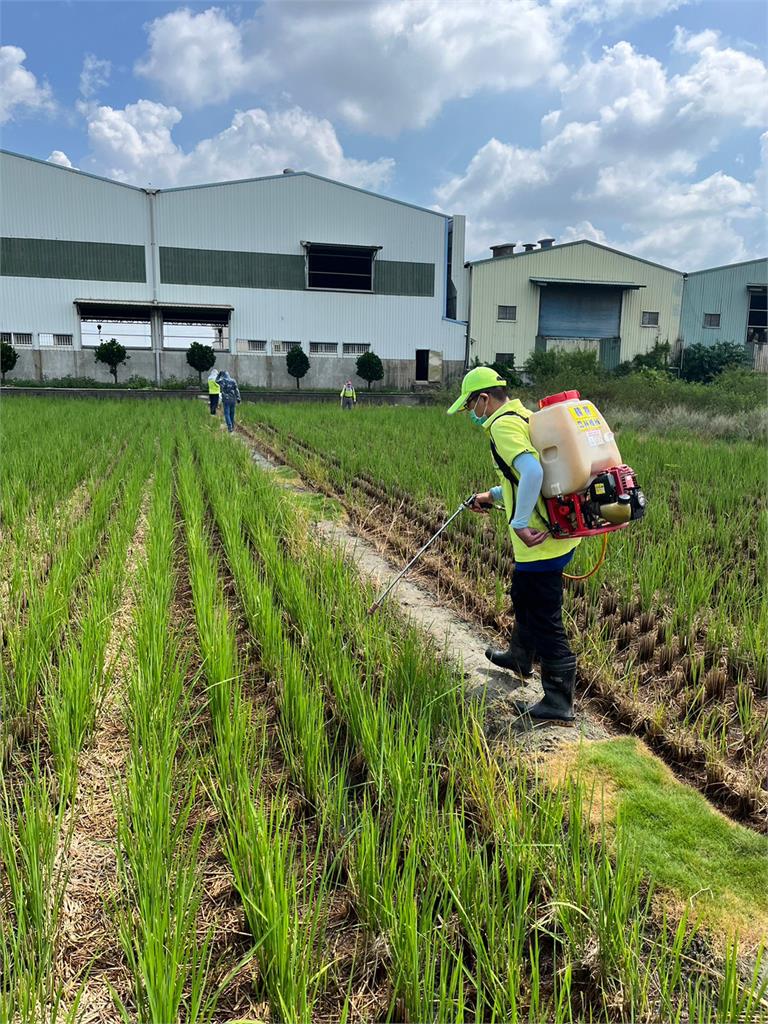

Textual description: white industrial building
[0,150,468,388]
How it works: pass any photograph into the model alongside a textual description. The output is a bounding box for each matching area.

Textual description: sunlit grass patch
[545,736,768,946]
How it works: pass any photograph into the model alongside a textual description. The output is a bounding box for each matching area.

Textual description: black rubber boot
[513,655,576,724]
[484,632,534,677]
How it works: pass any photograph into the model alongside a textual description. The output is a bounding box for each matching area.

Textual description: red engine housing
[545,464,642,538]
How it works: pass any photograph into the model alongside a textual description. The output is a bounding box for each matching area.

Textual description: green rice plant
[217,787,331,1022]
[0,759,72,1023]
[42,456,147,803]
[109,446,218,1024]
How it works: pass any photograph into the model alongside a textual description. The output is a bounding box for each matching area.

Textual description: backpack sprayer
[367,390,646,615]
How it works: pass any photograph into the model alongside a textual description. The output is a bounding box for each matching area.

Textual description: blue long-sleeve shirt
[489,453,574,573]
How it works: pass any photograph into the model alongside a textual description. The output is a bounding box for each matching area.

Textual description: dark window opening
[495,352,515,366]
[703,313,721,328]
[497,305,517,321]
[306,244,374,291]
[445,225,455,318]
[747,288,767,345]
[641,311,659,327]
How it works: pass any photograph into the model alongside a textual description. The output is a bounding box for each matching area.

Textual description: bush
[678,342,747,383]
[615,340,670,376]
[356,350,384,390]
[523,347,601,391]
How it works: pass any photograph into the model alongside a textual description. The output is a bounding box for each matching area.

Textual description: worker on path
[207,369,220,415]
[447,366,581,724]
[340,380,357,410]
[216,370,241,433]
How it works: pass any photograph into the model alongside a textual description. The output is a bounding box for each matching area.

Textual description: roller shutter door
[538,285,622,339]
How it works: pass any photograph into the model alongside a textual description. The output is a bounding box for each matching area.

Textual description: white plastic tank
[529,390,622,497]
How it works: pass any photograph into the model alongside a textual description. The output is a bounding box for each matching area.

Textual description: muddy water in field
[246,438,609,759]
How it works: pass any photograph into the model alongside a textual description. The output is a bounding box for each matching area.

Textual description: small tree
[356,350,384,391]
[186,342,216,387]
[94,338,128,384]
[1,340,18,383]
[286,345,310,389]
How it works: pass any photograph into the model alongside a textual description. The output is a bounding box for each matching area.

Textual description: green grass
[550,737,768,944]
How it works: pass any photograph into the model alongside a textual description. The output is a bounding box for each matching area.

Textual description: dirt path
[247,443,609,757]
[54,494,150,1022]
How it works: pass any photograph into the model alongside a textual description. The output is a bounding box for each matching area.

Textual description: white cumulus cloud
[79,54,112,99]
[0,45,54,125]
[84,100,394,190]
[134,1,565,134]
[47,150,73,168]
[435,32,768,270]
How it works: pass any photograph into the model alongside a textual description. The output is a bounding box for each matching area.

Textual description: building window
[236,339,267,353]
[343,343,370,355]
[494,353,515,366]
[309,342,338,355]
[641,311,659,327]
[163,321,228,351]
[273,341,301,354]
[2,332,32,346]
[306,244,374,291]
[81,318,152,349]
[703,313,721,329]
[747,288,767,345]
[54,334,73,347]
[497,305,517,321]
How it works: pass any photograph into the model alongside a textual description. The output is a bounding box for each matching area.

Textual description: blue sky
[2,0,766,269]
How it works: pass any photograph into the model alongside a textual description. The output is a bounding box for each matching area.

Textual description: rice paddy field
[1,395,767,1023]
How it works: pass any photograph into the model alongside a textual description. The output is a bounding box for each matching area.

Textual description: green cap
[446,366,507,415]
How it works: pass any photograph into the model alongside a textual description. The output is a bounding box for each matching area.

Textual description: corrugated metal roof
[0,148,450,219]
[685,257,768,276]
[467,239,681,274]
[0,148,145,192]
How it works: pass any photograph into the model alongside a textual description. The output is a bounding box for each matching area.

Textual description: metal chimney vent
[523,243,537,252]
[490,243,517,259]
[282,168,295,174]
[538,237,555,249]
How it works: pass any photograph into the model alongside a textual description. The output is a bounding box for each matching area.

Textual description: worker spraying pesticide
[368,366,645,726]
[445,367,646,725]
[448,367,580,723]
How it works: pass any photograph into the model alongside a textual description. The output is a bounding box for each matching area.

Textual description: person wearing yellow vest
[207,369,220,415]
[340,380,357,410]
[447,366,580,724]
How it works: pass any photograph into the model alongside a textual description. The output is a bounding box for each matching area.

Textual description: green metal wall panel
[160,246,306,289]
[160,246,435,296]
[1,237,146,282]
[375,259,435,296]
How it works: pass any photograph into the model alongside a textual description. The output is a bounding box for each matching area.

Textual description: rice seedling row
[238,404,767,823]
[189,411,765,1022]
[3,397,767,1023]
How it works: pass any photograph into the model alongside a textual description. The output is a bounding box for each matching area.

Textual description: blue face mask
[469,396,488,426]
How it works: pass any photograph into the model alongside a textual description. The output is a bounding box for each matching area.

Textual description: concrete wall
[5,347,464,390]
[469,241,683,368]
[680,259,767,347]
